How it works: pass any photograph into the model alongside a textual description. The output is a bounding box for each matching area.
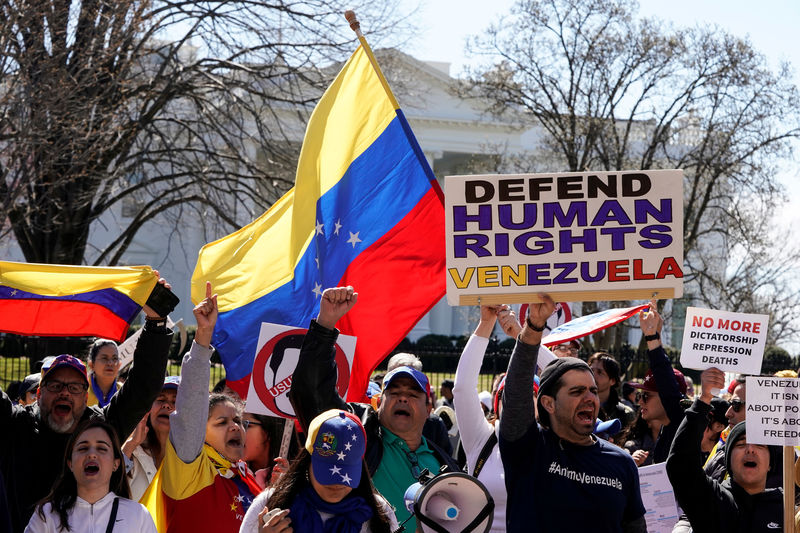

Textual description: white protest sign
[638,463,679,533]
[680,307,768,374]
[444,170,684,305]
[745,377,800,446]
[245,323,356,419]
[118,317,183,369]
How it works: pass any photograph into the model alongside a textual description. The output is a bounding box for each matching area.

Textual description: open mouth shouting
[575,404,596,426]
[83,461,101,476]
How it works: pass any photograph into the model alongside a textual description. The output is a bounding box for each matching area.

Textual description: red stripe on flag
[336,188,446,402]
[0,300,131,342]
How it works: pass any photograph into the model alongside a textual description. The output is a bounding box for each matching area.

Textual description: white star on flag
[234,494,244,502]
[346,231,362,248]
[334,219,342,235]
[337,451,347,461]
[345,442,352,451]
[315,256,319,268]
[341,473,352,485]
[10,290,18,296]
[315,220,324,236]
[346,424,354,431]
[351,434,358,441]
[312,283,323,298]
[330,465,342,475]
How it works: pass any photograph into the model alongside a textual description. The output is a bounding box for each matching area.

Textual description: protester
[621,382,638,411]
[454,304,520,533]
[667,367,784,532]
[622,411,661,466]
[150,282,260,532]
[25,419,156,533]
[121,376,180,501]
[16,375,40,407]
[499,294,646,532]
[288,286,460,532]
[684,376,695,398]
[243,412,289,489]
[587,352,635,437]
[630,302,686,464]
[0,276,173,533]
[550,340,580,357]
[436,379,455,410]
[240,409,397,533]
[86,339,122,408]
[385,351,453,456]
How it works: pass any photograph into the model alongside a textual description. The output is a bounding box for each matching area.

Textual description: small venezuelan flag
[0,261,158,342]
[191,40,446,401]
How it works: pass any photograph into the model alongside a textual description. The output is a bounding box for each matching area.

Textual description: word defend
[244,322,357,419]
[444,170,684,305]
[679,307,768,375]
[746,377,800,446]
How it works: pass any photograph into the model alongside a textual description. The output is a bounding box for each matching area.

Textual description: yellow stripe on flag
[191,46,394,310]
[0,261,157,305]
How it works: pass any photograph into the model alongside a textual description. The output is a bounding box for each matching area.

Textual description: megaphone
[398,469,494,533]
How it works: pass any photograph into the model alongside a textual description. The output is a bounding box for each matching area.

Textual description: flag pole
[344,10,401,110]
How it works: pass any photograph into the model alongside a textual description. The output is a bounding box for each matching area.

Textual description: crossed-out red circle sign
[252,329,351,418]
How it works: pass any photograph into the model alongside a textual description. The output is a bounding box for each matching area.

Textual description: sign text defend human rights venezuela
[444,170,684,305]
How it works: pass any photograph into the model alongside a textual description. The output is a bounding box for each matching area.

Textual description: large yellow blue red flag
[191,43,445,401]
[0,261,157,341]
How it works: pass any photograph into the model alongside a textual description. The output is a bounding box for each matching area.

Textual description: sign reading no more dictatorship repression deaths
[679,307,769,375]
[444,170,684,305]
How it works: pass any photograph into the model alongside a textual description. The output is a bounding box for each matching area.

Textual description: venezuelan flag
[191,43,445,401]
[0,261,158,342]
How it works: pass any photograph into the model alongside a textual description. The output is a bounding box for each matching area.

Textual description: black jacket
[666,399,783,533]
[0,320,172,533]
[288,320,459,475]
[648,345,685,464]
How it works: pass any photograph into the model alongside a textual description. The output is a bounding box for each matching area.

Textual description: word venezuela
[444,170,685,304]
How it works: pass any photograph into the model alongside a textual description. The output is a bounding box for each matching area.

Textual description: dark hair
[209,392,242,415]
[88,339,118,364]
[244,413,284,473]
[212,379,228,394]
[37,419,129,531]
[267,450,392,533]
[587,352,622,406]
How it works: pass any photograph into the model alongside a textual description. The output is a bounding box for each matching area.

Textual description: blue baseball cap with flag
[306,410,367,487]
[382,366,431,398]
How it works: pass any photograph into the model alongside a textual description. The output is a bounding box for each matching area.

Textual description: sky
[401,0,800,223]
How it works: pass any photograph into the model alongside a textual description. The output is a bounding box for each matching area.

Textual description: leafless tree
[0,0,415,265]
[461,0,800,346]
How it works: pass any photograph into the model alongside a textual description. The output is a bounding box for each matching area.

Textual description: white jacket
[24,491,156,533]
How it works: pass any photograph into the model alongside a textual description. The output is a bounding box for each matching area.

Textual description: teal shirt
[372,427,441,532]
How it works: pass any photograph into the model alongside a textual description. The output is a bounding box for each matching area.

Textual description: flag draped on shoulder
[0,261,158,341]
[191,43,446,401]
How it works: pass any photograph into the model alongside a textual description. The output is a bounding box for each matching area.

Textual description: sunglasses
[729,399,745,412]
[636,391,655,403]
[405,450,421,480]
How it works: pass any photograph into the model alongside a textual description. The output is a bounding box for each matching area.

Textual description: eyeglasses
[243,420,262,430]
[637,392,655,403]
[405,450,421,480]
[553,345,578,354]
[43,380,88,395]
[96,357,120,365]
[729,399,745,412]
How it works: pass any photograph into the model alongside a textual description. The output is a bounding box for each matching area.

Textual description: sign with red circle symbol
[518,302,573,335]
[245,323,357,419]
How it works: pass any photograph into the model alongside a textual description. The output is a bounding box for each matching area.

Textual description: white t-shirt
[24,491,156,533]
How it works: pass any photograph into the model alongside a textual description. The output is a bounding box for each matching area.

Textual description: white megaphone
[398,470,494,533]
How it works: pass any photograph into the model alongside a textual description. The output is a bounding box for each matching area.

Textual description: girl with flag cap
[240,409,397,533]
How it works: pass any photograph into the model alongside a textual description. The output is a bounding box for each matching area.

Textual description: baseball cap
[631,368,688,396]
[382,366,431,398]
[594,418,622,439]
[41,355,89,385]
[18,373,41,398]
[162,376,181,391]
[305,409,367,487]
